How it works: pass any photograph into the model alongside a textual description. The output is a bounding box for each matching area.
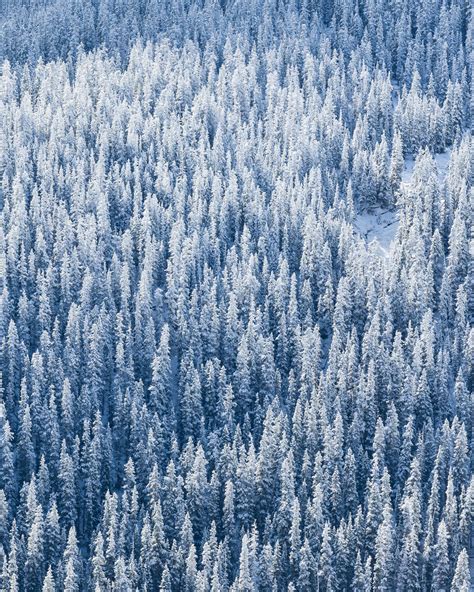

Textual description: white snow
[401,158,415,184]
[355,149,452,258]
[401,149,451,185]
[433,150,451,180]
[354,208,399,258]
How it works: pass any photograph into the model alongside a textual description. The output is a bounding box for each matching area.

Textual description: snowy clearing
[401,149,452,185]
[354,208,399,258]
[355,149,452,258]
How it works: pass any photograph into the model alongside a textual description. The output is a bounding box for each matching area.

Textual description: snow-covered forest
[1,0,473,590]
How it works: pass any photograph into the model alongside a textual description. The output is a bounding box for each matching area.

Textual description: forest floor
[354,149,452,258]
[401,149,451,185]
[354,208,399,258]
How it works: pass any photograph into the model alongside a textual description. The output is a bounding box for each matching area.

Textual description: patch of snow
[401,148,451,186]
[433,150,451,180]
[355,149,452,258]
[401,157,415,184]
[354,208,399,258]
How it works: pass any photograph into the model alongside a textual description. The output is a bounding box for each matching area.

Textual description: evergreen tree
[451,549,471,592]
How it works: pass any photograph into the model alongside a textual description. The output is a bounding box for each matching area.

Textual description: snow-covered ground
[401,149,451,185]
[355,149,452,258]
[354,208,399,258]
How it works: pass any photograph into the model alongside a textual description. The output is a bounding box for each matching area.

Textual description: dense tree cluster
[1,0,473,590]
